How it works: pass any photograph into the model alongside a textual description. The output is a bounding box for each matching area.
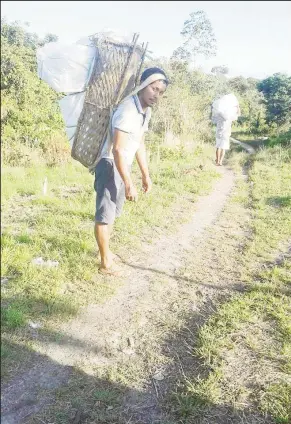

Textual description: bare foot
[97,251,121,263]
[98,262,126,277]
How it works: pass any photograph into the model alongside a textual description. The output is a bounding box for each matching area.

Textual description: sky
[2,0,291,79]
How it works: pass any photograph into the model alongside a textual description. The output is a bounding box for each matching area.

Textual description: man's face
[139,80,167,107]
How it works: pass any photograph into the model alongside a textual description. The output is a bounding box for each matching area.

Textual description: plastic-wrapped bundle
[71,32,147,169]
[58,92,86,144]
[37,31,148,169]
[37,37,95,147]
[212,93,239,123]
[37,40,95,93]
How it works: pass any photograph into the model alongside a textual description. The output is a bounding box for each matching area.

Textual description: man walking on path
[214,117,233,166]
[211,94,240,166]
[94,67,169,276]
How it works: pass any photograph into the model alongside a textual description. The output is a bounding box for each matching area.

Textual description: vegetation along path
[2,138,290,424]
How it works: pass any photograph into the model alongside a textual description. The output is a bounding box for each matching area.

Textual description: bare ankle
[101,255,113,269]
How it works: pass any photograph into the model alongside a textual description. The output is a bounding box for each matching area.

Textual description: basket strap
[87,73,167,174]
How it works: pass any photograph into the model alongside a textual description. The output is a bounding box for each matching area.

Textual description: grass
[172,142,291,423]
[3,137,290,424]
[1,142,220,380]
[232,128,291,151]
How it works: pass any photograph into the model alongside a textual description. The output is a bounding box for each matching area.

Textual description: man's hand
[142,175,152,194]
[125,182,138,202]
[136,137,152,194]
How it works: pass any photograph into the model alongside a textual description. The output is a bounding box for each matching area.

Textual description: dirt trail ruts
[231,137,256,154]
[1,166,235,423]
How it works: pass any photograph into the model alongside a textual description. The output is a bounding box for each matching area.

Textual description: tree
[43,33,59,44]
[1,18,26,46]
[1,20,63,147]
[211,65,229,76]
[172,10,217,63]
[1,17,58,49]
[227,76,268,134]
[229,76,250,95]
[258,73,291,125]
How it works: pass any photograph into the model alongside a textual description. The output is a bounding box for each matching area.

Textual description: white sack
[37,42,95,93]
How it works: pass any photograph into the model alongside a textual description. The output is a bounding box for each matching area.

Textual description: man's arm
[112,129,138,201]
[135,136,152,193]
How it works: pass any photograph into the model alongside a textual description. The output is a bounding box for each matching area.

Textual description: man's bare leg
[215,148,219,164]
[216,148,222,165]
[95,222,113,269]
[219,149,226,165]
[95,223,119,267]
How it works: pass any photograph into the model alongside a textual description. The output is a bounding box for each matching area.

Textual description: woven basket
[71,33,147,170]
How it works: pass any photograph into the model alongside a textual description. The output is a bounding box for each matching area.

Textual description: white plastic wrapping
[37,37,95,144]
[37,30,142,147]
[212,93,239,122]
[37,41,95,93]
[58,92,86,145]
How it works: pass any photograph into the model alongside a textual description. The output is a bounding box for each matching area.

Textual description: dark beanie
[140,67,169,85]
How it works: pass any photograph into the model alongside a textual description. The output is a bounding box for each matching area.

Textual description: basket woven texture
[71,35,145,169]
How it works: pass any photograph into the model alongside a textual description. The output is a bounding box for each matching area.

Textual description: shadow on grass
[1,330,273,424]
[147,299,276,424]
[3,249,285,423]
[119,258,245,293]
[154,252,291,424]
[1,338,143,424]
[266,196,291,208]
[1,293,79,328]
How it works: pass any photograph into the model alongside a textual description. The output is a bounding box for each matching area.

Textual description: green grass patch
[1,143,220,380]
[232,129,291,151]
[173,143,291,422]
[2,306,26,329]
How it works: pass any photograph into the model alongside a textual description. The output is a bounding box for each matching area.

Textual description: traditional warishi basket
[71,32,148,170]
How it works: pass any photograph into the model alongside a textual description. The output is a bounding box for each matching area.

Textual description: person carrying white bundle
[94,67,169,276]
[211,93,240,166]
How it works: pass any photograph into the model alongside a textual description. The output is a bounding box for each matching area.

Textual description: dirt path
[230,137,256,154]
[39,166,234,368]
[2,165,237,423]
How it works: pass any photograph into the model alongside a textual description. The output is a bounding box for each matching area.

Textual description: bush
[1,139,44,167]
[267,129,291,148]
[1,132,71,167]
[1,19,281,168]
[1,20,67,167]
[41,132,71,167]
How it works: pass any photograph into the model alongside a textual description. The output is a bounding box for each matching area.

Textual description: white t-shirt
[100,95,151,166]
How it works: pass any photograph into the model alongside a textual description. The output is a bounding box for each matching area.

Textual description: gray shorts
[94,158,125,224]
